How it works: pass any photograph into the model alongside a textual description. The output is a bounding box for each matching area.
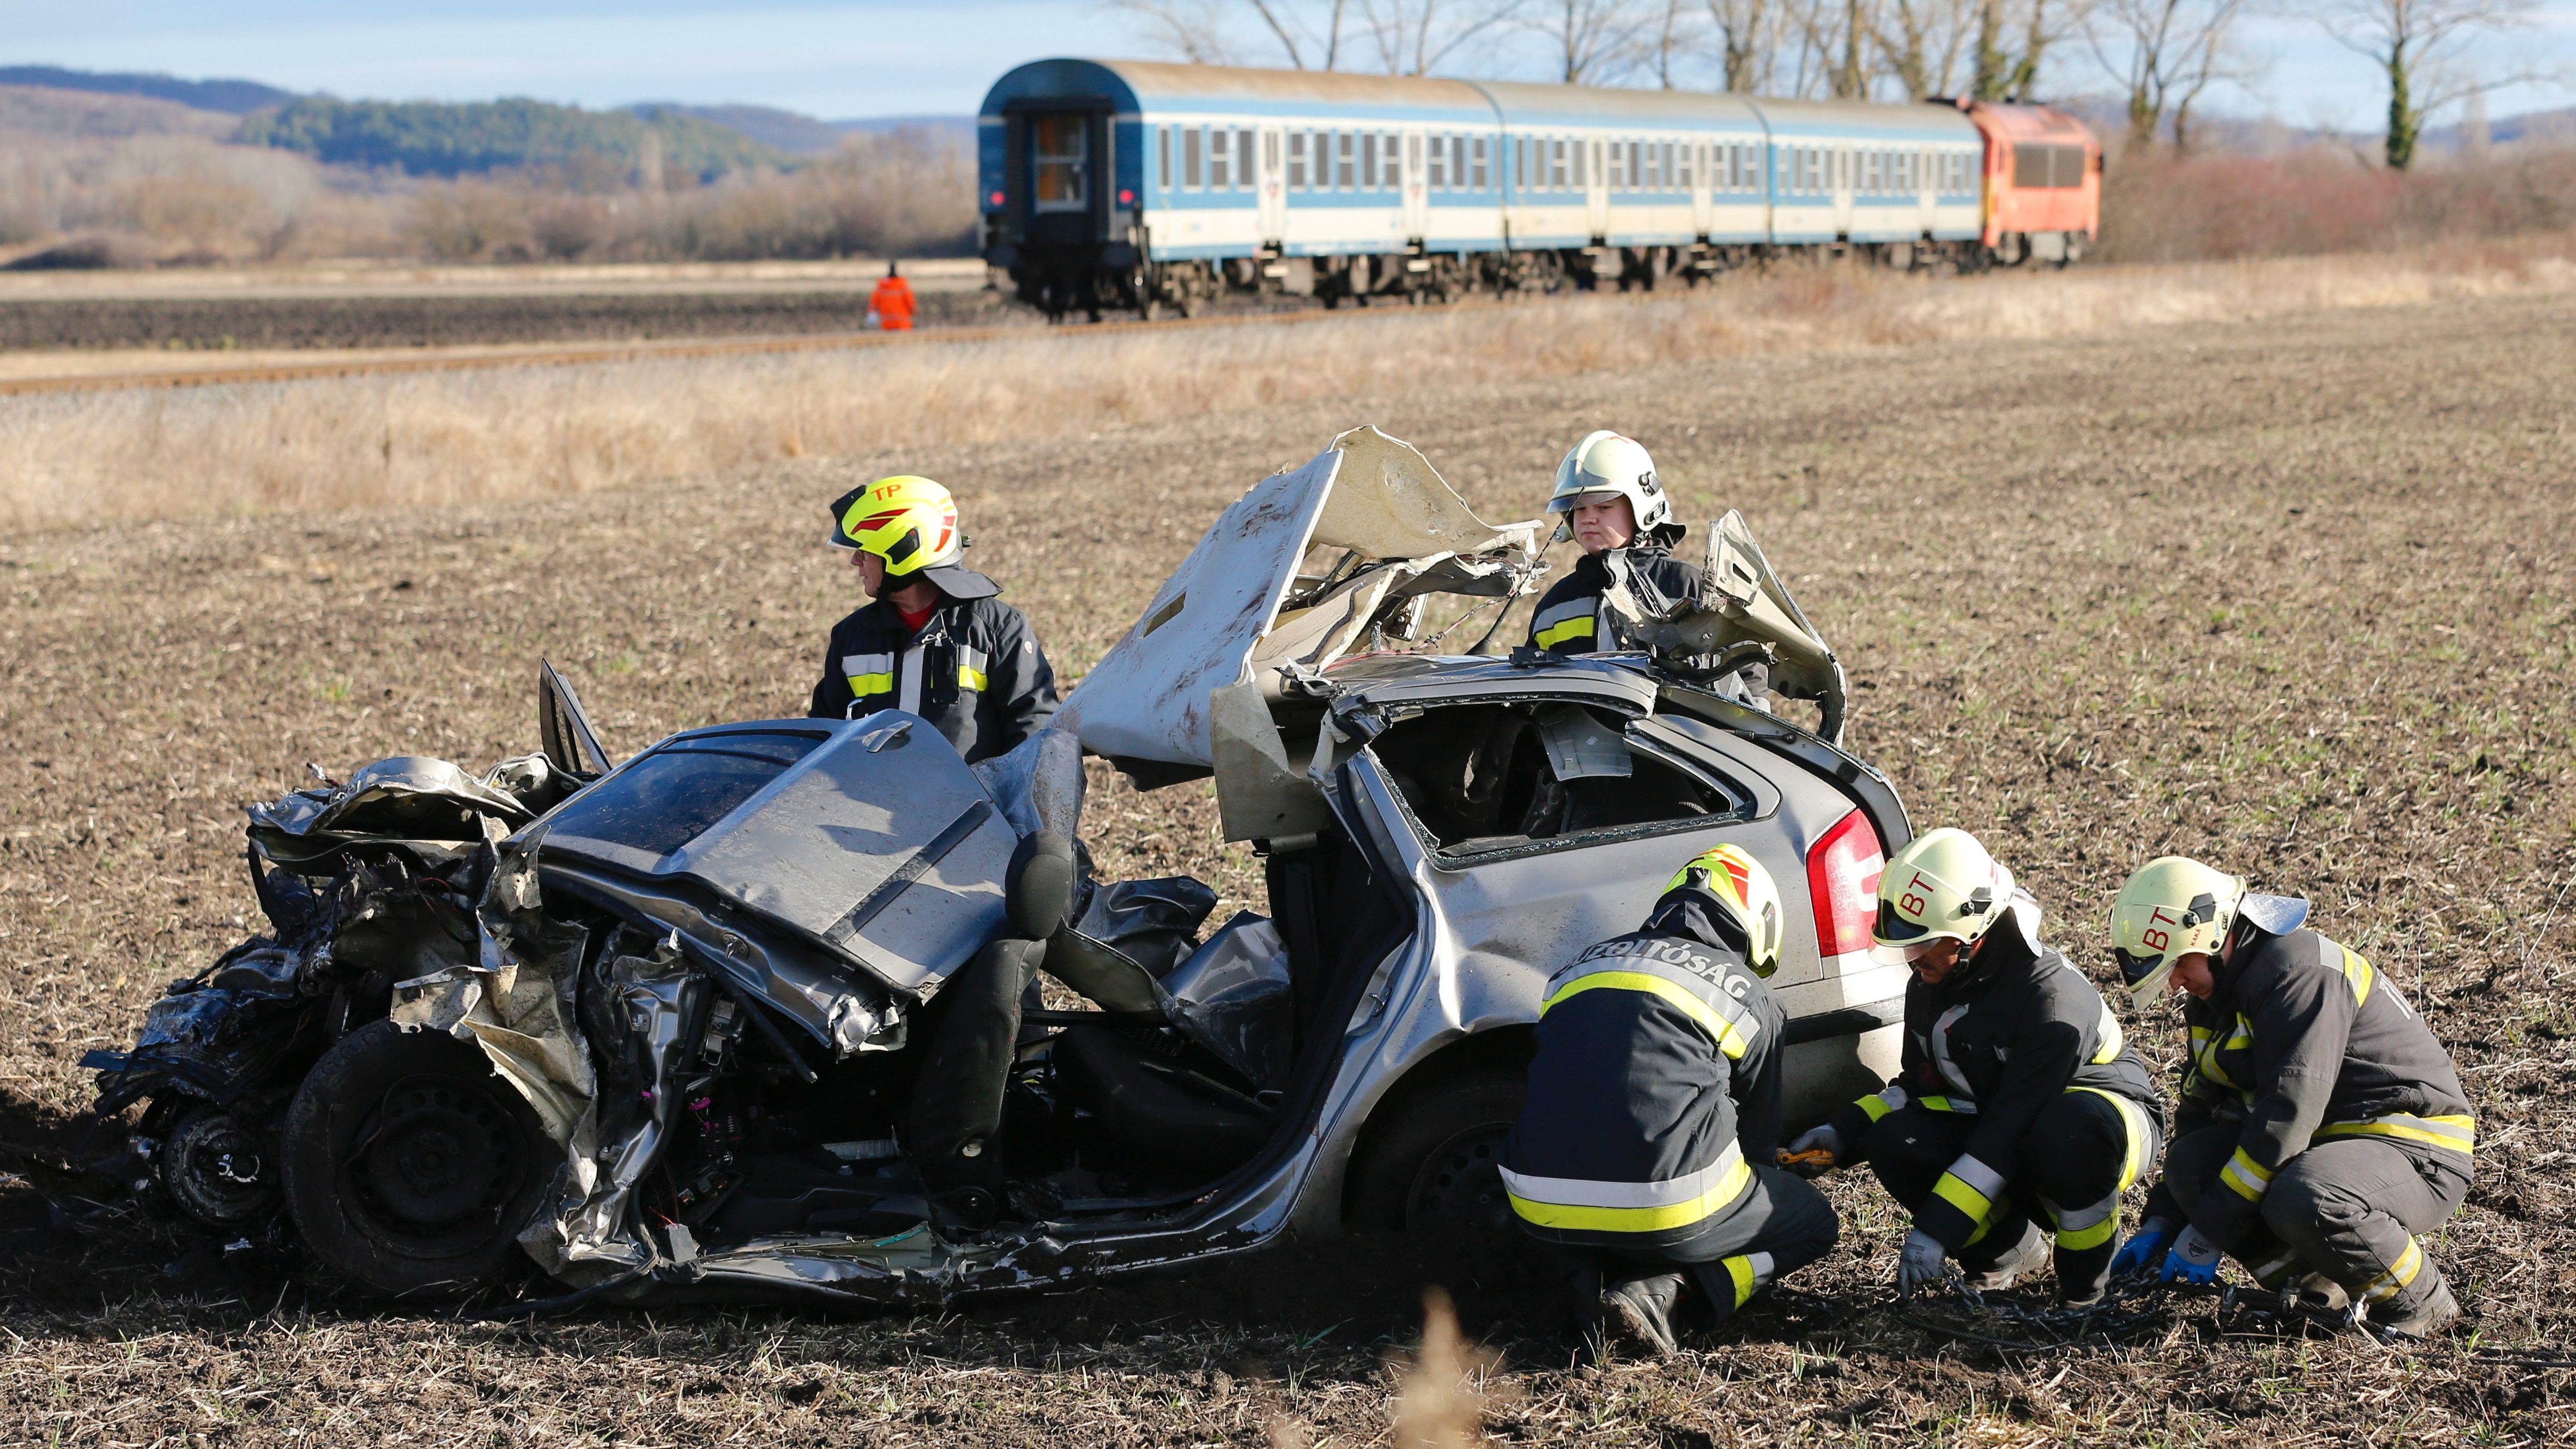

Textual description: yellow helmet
[829,475,964,577]
[2108,856,2244,1007]
[1660,843,1785,976]
[1870,827,2015,968]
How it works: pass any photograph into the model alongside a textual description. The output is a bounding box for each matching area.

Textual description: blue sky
[5,1,2568,126]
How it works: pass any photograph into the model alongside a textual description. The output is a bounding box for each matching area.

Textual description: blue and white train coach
[979,58,2083,319]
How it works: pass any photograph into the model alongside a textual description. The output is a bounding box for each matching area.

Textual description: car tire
[281,1019,555,1300]
[1344,1068,1525,1235]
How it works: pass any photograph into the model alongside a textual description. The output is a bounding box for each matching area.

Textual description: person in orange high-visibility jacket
[871,261,917,331]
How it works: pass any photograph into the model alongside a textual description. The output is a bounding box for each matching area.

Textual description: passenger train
[978,59,2101,319]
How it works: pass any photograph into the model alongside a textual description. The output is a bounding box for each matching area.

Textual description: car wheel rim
[1407,1125,1513,1233]
[347,1075,524,1257]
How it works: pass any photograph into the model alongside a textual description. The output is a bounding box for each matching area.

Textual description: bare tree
[1110,0,1354,69]
[1703,0,1779,90]
[2087,0,2258,149]
[2320,0,2538,168]
[1522,0,1658,81]
[1356,0,1525,74]
[1870,0,1977,97]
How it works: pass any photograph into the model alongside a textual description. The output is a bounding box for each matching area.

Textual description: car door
[1400,131,1430,240]
[1585,136,1609,238]
[1259,125,1289,245]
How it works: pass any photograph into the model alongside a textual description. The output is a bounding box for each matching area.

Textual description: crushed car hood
[1055,425,1546,772]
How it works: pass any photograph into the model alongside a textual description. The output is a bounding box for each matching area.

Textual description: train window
[1287,132,1306,189]
[1337,131,1355,189]
[1158,128,1172,192]
[1574,138,1589,189]
[1685,142,1700,191]
[1428,135,1446,189]
[1033,114,1087,212]
[1385,131,1402,187]
[1361,132,1378,190]
[1208,128,1229,189]
[1183,126,1202,190]
[1472,136,1488,189]
[1864,150,1880,195]
[1239,129,1256,190]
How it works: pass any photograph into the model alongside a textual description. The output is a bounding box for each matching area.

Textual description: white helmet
[1547,430,1677,541]
[1870,828,2016,968]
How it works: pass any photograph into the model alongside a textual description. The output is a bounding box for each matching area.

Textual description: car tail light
[1807,809,1885,959]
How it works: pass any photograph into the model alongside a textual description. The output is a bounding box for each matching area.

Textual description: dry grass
[0,277,2571,1445]
[8,240,2576,534]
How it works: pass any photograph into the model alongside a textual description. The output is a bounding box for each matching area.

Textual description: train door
[1691,140,1713,237]
[1830,142,1854,239]
[1020,107,1105,253]
[1401,131,1430,240]
[1586,136,1610,239]
[1258,125,1288,246]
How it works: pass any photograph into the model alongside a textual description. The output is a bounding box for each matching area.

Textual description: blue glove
[2111,1217,2177,1278]
[1896,1228,1948,1293]
[2160,1224,2223,1286]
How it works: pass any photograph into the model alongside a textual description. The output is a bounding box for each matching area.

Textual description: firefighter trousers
[2160,1125,2468,1316]
[1860,1091,2161,1302]
[1544,1165,1841,1327]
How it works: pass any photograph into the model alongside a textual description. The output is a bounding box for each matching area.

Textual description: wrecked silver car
[89,426,1913,1306]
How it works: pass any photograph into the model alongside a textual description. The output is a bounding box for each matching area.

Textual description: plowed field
[1,289,2570,1444]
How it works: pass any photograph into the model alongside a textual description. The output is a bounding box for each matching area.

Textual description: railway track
[0,302,1360,398]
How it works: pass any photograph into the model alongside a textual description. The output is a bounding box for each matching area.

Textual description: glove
[2160,1224,2223,1286]
[1896,1228,1948,1293]
[2111,1217,2178,1279]
[1780,1125,1845,1176]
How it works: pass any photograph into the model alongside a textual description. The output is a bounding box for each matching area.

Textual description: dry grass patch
[6,239,2574,532]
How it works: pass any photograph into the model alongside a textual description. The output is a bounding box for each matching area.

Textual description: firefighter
[870,259,917,331]
[2104,858,2474,1337]
[1523,431,1766,703]
[1783,829,2166,1305]
[1503,845,1840,1358]
[809,474,1056,762]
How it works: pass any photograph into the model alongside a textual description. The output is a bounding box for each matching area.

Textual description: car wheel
[281,1019,555,1300]
[1344,1069,1525,1234]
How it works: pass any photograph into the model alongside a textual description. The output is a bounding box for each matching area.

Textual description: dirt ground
[1,288,2571,1444]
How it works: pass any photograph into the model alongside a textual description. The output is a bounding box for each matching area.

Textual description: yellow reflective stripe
[2091,1002,2126,1066]
[1722,1254,1758,1309]
[2339,945,2377,1008]
[1502,1145,1752,1233]
[2065,1086,2152,1194]
[848,673,894,697]
[2361,1237,2425,1302]
[2316,1113,2476,1156]
[1858,1088,1907,1122]
[957,666,988,691]
[1534,615,1596,649]
[2056,1214,2120,1252]
[1932,1172,1995,1224]
[955,645,989,693]
[2221,1146,2273,1202]
[1919,1095,1974,1114]
[1541,970,1751,1060]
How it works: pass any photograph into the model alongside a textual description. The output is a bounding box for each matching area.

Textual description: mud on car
[89,427,1912,1306]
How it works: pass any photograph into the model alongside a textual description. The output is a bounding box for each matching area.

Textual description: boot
[2288,1272,2351,1314]
[1960,1224,2049,1292]
[1595,1270,1684,1360]
[2377,1273,2463,1340]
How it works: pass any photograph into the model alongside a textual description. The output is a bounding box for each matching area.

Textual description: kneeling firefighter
[2105,858,2475,1337]
[1503,845,1839,1357]
[809,474,1057,763]
[1785,829,2166,1304]
[1525,431,1766,704]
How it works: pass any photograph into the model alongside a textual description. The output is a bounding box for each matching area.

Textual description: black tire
[1343,1068,1525,1234]
[281,1019,555,1300]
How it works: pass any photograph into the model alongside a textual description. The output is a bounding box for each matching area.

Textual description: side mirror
[537,659,615,779]
[1005,830,1077,941]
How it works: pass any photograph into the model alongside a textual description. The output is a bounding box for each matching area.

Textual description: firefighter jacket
[2176,923,2474,1253]
[1828,909,2164,1253]
[807,581,1057,764]
[1502,895,1786,1254]
[1527,545,1700,656]
[1526,545,1769,700]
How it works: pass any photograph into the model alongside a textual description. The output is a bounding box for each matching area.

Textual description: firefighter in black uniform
[1522,431,1765,704]
[1504,844,1840,1358]
[809,474,1057,763]
[2105,856,2474,1337]
[1784,828,2167,1305]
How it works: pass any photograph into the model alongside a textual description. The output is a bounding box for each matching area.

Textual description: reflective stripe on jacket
[2180,928,2474,1253]
[808,589,1056,763]
[1504,912,1786,1253]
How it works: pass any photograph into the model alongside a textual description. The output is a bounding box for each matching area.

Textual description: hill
[0,83,235,141]
[627,102,844,155]
[237,95,794,181]
[0,64,294,114]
